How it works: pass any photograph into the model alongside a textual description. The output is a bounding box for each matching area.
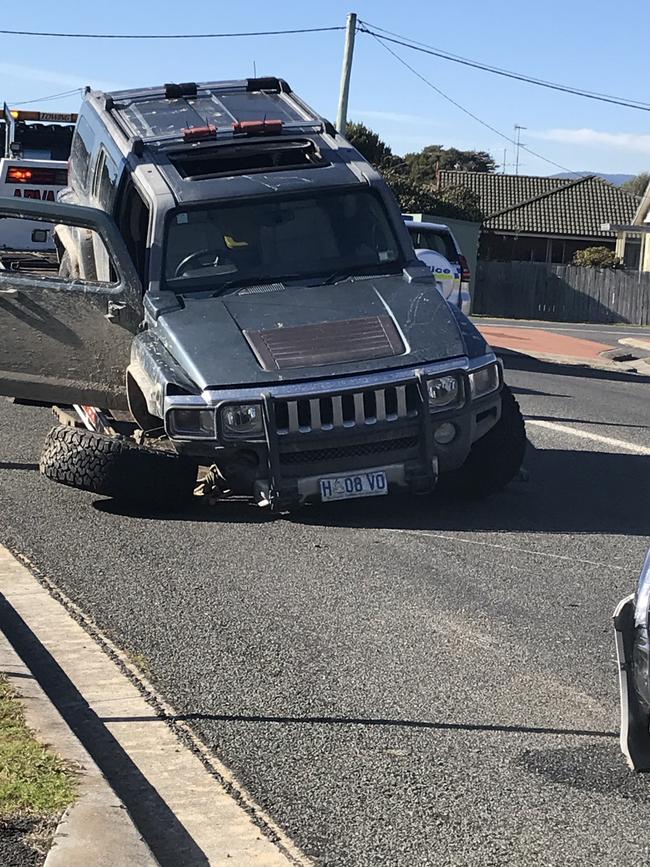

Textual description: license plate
[319,471,388,502]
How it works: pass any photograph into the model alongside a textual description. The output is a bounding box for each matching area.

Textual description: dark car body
[0,78,506,509]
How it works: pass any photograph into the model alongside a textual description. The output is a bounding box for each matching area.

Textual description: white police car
[404,219,471,315]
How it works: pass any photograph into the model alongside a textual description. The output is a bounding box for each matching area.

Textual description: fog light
[426,375,461,409]
[434,422,456,445]
[168,408,214,437]
[220,403,264,437]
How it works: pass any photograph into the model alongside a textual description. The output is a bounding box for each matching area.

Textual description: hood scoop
[244,315,405,371]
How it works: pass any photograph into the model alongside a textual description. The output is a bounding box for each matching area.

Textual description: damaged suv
[0,77,525,509]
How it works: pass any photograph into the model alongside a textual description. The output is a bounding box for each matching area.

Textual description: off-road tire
[39,425,197,509]
[439,384,526,499]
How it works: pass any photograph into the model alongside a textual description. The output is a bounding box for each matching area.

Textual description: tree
[573,246,621,269]
[380,168,441,213]
[436,185,483,222]
[346,123,484,221]
[346,121,396,169]
[404,145,497,186]
[381,169,482,221]
[621,172,650,198]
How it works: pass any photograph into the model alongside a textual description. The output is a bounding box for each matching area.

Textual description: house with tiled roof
[438,170,641,266]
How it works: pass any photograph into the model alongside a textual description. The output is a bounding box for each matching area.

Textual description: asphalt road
[1,354,649,866]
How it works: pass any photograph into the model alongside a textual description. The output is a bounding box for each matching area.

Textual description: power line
[361,20,650,108]
[365,31,580,176]
[358,21,650,113]
[11,88,83,106]
[0,25,344,39]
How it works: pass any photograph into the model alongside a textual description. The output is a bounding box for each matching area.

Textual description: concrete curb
[618,336,650,354]
[492,345,650,376]
[0,544,310,866]
[0,631,157,867]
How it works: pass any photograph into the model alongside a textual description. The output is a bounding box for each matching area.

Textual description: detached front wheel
[439,384,526,498]
[39,425,197,510]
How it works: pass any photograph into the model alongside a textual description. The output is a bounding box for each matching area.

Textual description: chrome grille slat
[309,398,322,432]
[353,393,365,426]
[396,385,407,419]
[332,395,344,428]
[275,383,417,436]
[287,401,300,433]
[375,389,386,422]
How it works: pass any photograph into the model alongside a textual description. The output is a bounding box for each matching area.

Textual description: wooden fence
[474,261,650,325]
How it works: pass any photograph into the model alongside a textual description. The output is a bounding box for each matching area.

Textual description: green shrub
[573,246,621,269]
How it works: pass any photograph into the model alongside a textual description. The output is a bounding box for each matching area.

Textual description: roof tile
[438,170,639,237]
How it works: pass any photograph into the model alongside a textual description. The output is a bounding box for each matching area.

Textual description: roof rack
[102,78,329,154]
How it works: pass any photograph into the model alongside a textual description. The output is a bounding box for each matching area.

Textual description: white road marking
[526,419,650,455]
[384,529,628,569]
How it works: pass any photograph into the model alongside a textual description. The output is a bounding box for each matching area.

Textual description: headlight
[167,408,215,437]
[426,374,462,409]
[220,403,264,438]
[469,363,500,399]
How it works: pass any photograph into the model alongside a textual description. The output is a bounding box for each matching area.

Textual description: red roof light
[182,124,217,142]
[233,119,283,136]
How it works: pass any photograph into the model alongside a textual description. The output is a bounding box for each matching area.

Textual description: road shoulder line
[526,419,650,455]
[0,544,311,867]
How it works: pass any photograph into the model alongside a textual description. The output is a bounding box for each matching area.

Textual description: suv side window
[93,148,119,211]
[411,229,458,263]
[115,178,150,285]
[69,116,96,190]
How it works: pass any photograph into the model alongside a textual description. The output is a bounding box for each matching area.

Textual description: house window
[623,240,641,270]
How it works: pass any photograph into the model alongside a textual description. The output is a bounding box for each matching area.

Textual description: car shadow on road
[526,414,650,431]
[98,709,616,741]
[501,350,650,385]
[92,495,277,523]
[291,442,650,537]
[93,441,648,538]
[0,461,38,471]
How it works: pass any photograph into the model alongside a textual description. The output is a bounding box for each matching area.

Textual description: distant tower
[514,125,526,175]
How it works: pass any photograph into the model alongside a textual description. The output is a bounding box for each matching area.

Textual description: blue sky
[4,0,649,177]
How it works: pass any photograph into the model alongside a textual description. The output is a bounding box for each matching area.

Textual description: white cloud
[0,62,121,96]
[351,109,444,128]
[528,127,650,155]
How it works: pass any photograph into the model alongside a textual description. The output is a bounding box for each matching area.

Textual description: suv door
[0,197,143,409]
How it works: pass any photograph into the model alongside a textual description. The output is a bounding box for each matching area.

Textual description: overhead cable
[359,21,650,113]
[0,25,344,39]
[367,31,581,176]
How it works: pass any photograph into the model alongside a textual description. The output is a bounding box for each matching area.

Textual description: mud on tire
[39,425,197,509]
[439,384,526,499]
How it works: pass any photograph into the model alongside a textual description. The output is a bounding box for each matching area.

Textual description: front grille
[279,436,419,465]
[275,383,420,435]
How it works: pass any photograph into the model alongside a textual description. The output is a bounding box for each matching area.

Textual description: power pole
[514,124,526,175]
[336,12,357,135]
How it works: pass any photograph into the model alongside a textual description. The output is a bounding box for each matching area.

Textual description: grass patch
[0,676,75,817]
[125,650,152,679]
